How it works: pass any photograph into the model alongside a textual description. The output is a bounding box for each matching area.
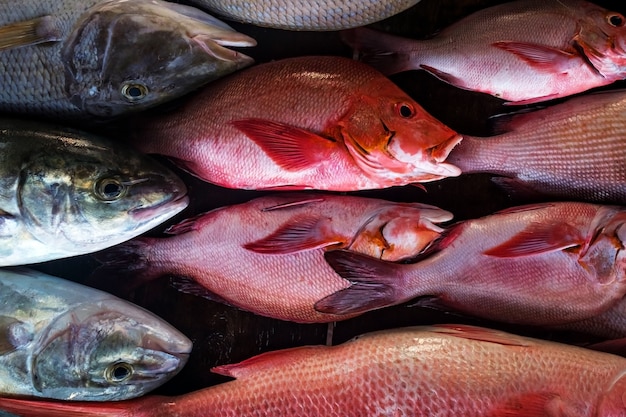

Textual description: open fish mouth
[192,32,256,63]
[420,133,463,178]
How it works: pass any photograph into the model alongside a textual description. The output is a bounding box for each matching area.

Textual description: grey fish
[0,267,191,401]
[0,0,256,118]
[186,0,421,31]
[447,89,626,204]
[0,118,189,266]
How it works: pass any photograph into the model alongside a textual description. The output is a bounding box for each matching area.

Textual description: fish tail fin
[0,396,153,417]
[341,27,417,75]
[315,250,406,315]
[88,239,160,295]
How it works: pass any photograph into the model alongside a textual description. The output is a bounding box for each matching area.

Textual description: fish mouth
[129,193,189,222]
[192,32,256,65]
[422,133,463,178]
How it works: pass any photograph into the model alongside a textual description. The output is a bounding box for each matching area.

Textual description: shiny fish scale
[0,0,87,116]
[189,0,420,30]
[450,90,626,203]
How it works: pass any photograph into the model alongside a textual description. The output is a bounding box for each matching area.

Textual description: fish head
[341,80,462,184]
[62,0,256,117]
[18,138,188,254]
[349,203,452,261]
[30,299,192,401]
[575,4,626,78]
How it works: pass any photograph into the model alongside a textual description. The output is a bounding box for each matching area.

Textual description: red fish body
[320,202,626,329]
[131,56,461,191]
[344,0,626,104]
[4,325,626,416]
[447,89,626,204]
[93,194,451,323]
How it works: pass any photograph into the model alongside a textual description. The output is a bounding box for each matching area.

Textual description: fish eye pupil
[113,365,129,380]
[609,14,624,27]
[399,104,413,118]
[104,183,121,197]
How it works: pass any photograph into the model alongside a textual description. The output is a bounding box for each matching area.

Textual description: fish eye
[608,13,625,27]
[397,103,414,118]
[121,83,149,102]
[105,362,134,383]
[95,178,126,202]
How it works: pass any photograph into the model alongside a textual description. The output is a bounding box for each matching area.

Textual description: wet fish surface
[319,202,626,335]
[132,56,462,191]
[0,0,256,118]
[0,118,189,266]
[92,194,452,323]
[447,89,626,204]
[0,268,191,401]
[343,0,626,104]
[4,325,626,416]
[183,0,422,31]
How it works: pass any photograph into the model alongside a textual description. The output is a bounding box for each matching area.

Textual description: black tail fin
[341,27,416,75]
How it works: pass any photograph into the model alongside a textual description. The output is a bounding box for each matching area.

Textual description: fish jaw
[31,299,191,401]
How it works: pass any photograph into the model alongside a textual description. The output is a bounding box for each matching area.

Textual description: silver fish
[0,118,189,266]
[186,0,421,31]
[0,0,256,118]
[0,267,192,401]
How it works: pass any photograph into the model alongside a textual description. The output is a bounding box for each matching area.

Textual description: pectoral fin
[243,216,345,254]
[484,222,584,258]
[0,316,32,354]
[486,392,564,417]
[0,16,61,51]
[232,119,337,171]
[493,41,577,72]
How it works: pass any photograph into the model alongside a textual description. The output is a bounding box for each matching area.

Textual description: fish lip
[192,33,256,64]
[423,134,463,177]
[129,193,190,221]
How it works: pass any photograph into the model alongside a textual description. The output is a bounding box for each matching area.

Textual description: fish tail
[314,250,406,315]
[0,396,151,417]
[341,27,417,75]
[88,239,160,295]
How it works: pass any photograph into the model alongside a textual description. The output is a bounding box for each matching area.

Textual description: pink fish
[447,89,626,204]
[319,202,626,327]
[131,56,461,191]
[343,0,626,104]
[92,194,451,323]
[3,324,626,416]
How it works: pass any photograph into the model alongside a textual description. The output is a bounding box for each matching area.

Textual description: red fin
[212,346,324,379]
[243,216,344,254]
[487,107,545,136]
[484,222,584,258]
[491,177,545,201]
[165,211,209,235]
[170,276,237,308]
[587,338,626,356]
[431,324,532,347]
[493,41,576,72]
[487,392,560,417]
[0,396,139,417]
[232,118,336,171]
[260,197,325,211]
[421,65,465,87]
[315,250,404,315]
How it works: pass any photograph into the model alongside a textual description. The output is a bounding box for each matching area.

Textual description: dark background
[29,0,626,396]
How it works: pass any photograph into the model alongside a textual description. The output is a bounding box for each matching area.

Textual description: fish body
[132,56,462,191]
[93,194,452,323]
[184,0,421,31]
[0,118,188,266]
[3,325,626,416]
[343,0,626,104]
[0,268,191,401]
[447,89,626,204]
[0,0,255,118]
[319,202,626,327]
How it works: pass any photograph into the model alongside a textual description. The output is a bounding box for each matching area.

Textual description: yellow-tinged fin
[0,16,61,51]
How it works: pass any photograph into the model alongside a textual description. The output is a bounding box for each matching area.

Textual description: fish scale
[187,0,421,31]
[448,89,626,203]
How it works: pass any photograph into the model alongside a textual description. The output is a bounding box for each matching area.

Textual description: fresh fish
[343,0,626,104]
[0,267,191,401]
[0,118,189,266]
[0,0,256,118]
[92,194,452,323]
[132,56,462,191]
[183,0,421,31]
[4,325,626,416]
[447,89,626,204]
[318,202,626,328]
